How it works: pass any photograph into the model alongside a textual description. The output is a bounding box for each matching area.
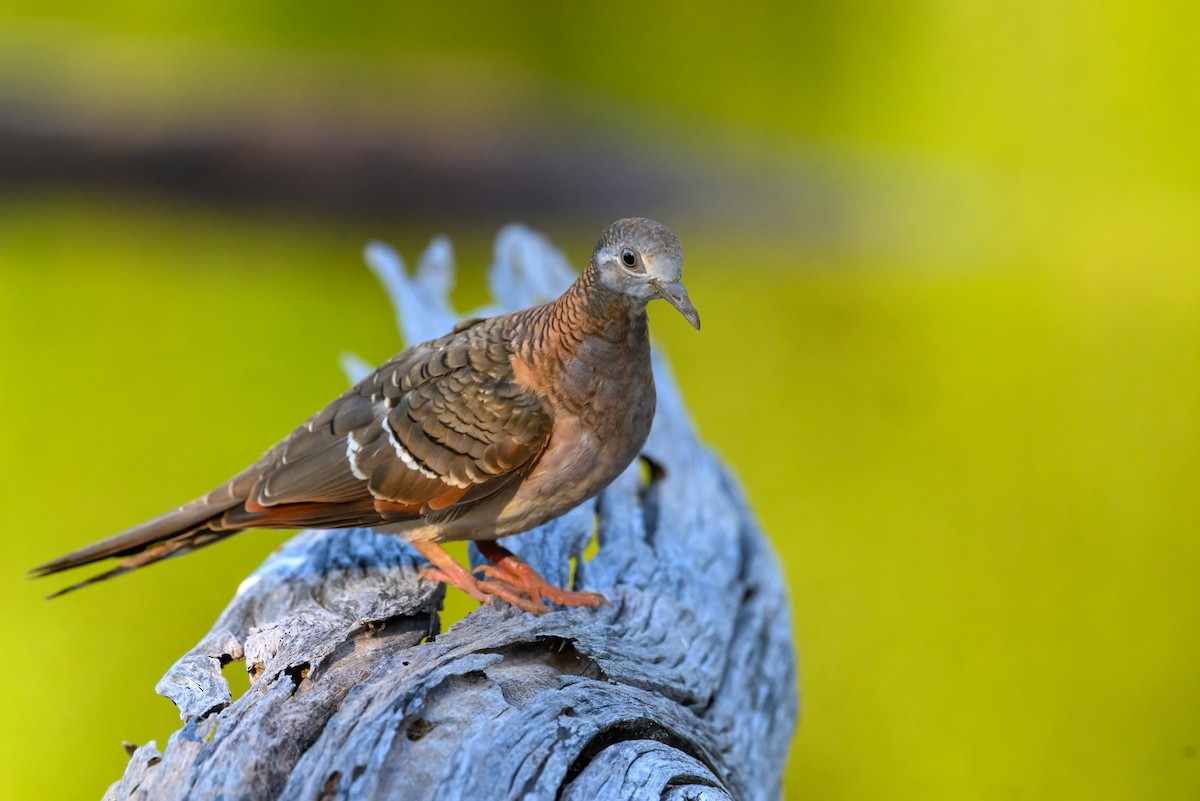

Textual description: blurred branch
[0,103,798,229]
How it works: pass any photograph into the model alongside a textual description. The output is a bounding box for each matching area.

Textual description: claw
[477,540,609,610]
[477,579,551,614]
[412,539,607,615]
[418,566,453,584]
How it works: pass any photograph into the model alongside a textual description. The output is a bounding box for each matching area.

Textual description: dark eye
[621,248,637,268]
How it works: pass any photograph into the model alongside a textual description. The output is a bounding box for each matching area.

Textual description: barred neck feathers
[513,217,694,412]
[522,263,649,388]
[549,263,645,345]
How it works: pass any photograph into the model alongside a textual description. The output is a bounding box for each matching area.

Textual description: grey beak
[658,280,701,331]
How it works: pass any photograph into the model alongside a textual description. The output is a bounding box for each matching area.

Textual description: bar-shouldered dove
[33,218,699,614]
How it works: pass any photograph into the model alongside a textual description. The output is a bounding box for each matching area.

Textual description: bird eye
[621,249,637,268]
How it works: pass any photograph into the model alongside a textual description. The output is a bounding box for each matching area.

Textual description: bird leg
[410,539,551,614]
[475,540,609,610]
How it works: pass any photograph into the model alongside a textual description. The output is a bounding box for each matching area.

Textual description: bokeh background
[2,2,1198,798]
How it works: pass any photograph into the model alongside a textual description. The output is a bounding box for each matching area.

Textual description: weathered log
[103,225,798,801]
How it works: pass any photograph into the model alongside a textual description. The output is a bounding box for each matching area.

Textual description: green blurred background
[2,2,1198,798]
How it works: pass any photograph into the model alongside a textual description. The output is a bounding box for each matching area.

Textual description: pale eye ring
[621,248,637,268]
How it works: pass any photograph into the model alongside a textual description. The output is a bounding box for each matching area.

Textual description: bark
[104,226,798,801]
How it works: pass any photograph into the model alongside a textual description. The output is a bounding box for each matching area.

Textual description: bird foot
[475,540,609,610]
[413,545,555,614]
[417,565,493,606]
[410,539,607,614]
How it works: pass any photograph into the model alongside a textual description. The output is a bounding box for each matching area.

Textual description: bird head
[591,217,700,330]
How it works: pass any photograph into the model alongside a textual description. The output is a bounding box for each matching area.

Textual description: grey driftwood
[104,226,798,801]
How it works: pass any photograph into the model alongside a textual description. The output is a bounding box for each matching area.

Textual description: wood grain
[103,226,797,801]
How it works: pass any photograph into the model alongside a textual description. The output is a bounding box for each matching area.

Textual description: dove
[34,218,699,614]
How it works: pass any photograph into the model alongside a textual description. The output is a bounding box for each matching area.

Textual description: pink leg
[476,540,609,610]
[411,540,551,614]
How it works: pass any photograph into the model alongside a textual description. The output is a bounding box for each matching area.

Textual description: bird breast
[519,334,657,515]
[424,339,656,542]
[479,401,653,538]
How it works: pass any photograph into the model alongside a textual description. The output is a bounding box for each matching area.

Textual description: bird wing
[32,321,554,593]
[241,322,552,525]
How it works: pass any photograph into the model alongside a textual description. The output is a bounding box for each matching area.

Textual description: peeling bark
[104,226,798,801]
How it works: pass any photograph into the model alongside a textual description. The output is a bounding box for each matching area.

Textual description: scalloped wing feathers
[255,324,551,515]
[34,319,553,590]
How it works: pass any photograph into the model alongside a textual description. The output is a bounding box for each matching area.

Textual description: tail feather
[42,527,242,598]
[32,488,402,597]
[33,504,223,577]
[30,489,247,596]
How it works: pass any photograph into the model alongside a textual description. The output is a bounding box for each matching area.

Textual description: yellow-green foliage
[2,1,1199,798]
[2,186,1197,798]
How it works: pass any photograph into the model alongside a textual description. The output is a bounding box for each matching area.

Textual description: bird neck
[550,263,648,346]
[521,264,650,407]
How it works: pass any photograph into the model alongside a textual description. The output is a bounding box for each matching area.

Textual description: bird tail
[31,472,397,597]
[30,491,246,598]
